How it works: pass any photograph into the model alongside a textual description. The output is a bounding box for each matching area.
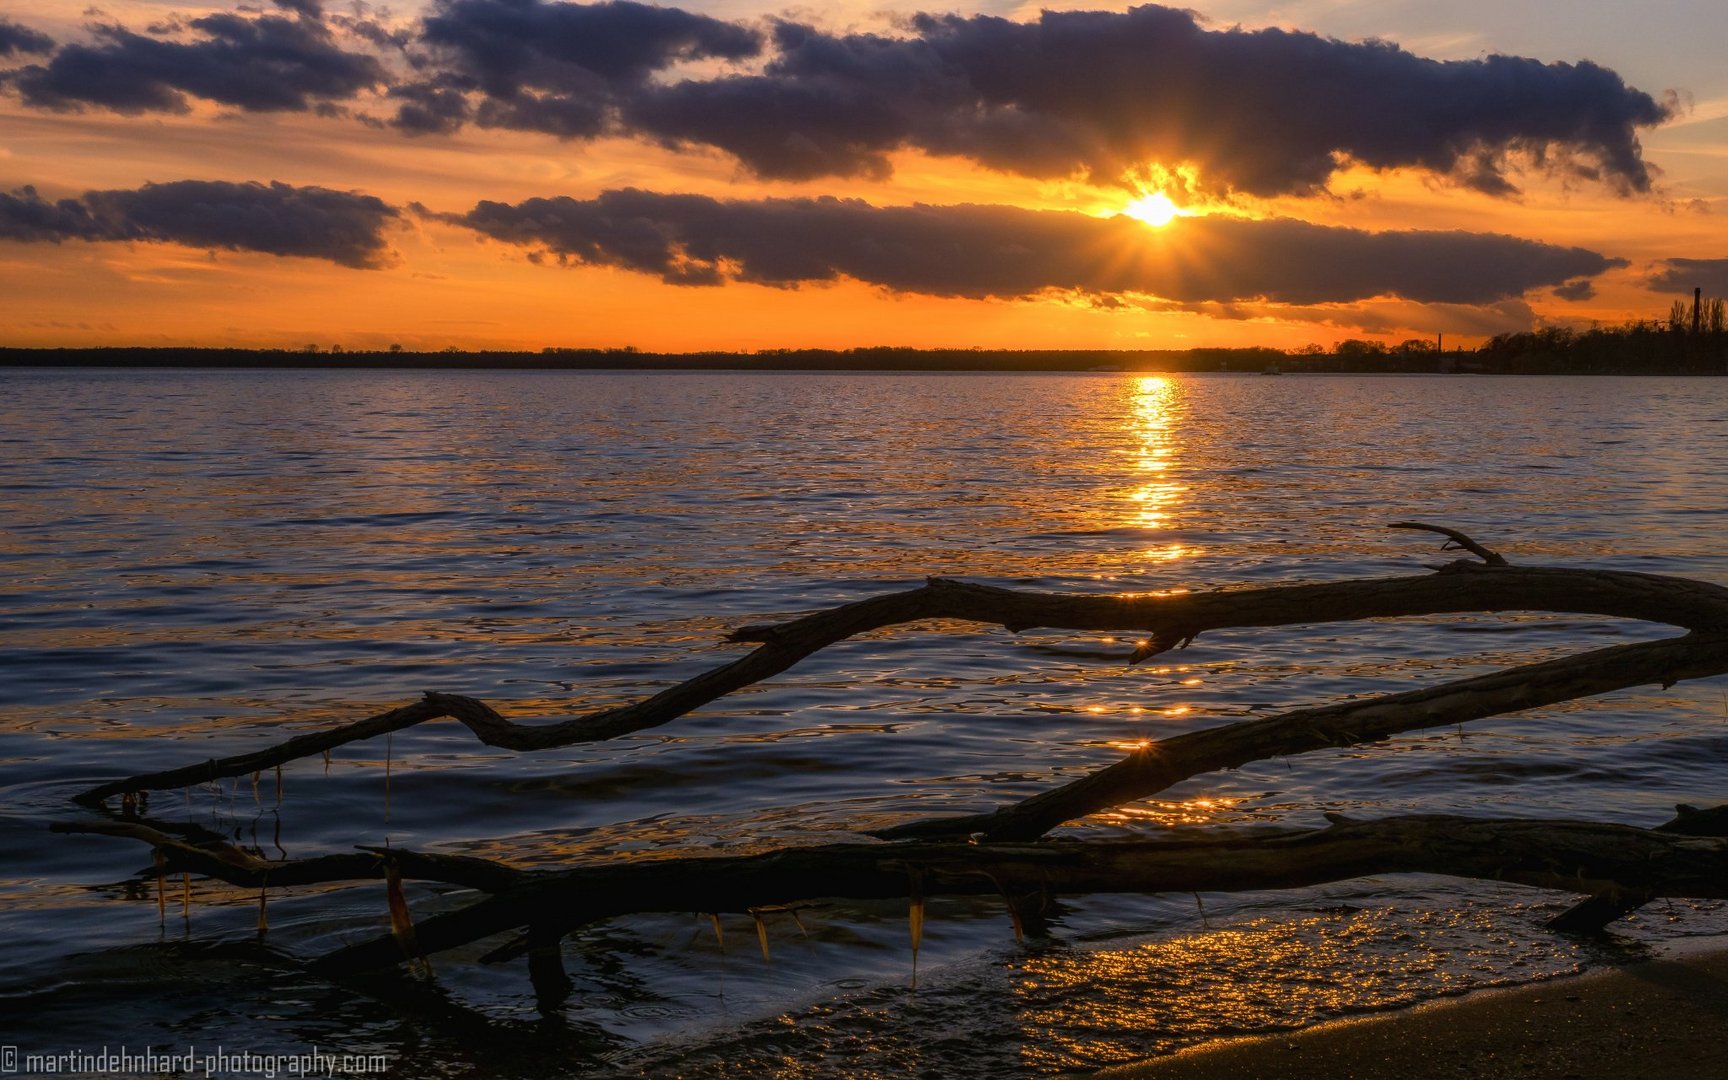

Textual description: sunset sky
[2,0,1726,352]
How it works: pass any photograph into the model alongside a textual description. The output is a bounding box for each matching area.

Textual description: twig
[1389,521,1509,566]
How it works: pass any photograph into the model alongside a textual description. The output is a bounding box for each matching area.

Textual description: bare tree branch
[1388,521,1509,566]
[53,812,1728,974]
[51,820,525,892]
[877,632,1728,841]
[75,562,1728,807]
[55,524,1728,994]
[1547,804,1728,932]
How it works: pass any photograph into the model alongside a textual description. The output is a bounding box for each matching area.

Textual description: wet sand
[1099,940,1728,1079]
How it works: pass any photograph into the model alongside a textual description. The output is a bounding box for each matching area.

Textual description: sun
[1123,191,1181,227]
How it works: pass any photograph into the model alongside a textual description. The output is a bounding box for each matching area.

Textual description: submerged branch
[51,820,524,893]
[54,812,1728,974]
[75,561,1728,807]
[1547,804,1728,933]
[57,522,1728,994]
[878,631,1728,841]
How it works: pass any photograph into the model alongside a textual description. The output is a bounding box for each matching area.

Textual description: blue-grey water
[3,369,1727,1077]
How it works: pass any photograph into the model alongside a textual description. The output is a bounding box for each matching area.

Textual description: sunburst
[1122,191,1181,227]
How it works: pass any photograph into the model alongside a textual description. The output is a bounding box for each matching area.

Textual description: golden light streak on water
[1092,794,1243,827]
[1006,905,1594,1074]
[1123,376,1192,543]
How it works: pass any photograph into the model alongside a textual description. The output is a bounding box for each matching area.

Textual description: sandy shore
[1099,939,1728,1079]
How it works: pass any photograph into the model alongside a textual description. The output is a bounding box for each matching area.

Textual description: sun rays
[1123,191,1183,227]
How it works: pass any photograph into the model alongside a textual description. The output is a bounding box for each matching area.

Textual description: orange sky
[2,1,1726,351]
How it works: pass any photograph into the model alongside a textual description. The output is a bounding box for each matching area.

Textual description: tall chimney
[1694,287,1703,336]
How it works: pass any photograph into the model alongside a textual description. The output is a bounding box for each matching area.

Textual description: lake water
[3,369,1727,1076]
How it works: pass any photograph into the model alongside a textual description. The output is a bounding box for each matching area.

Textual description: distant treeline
[3,306,1725,374]
[1470,300,1728,374]
[0,345,1290,372]
[1297,294,1728,375]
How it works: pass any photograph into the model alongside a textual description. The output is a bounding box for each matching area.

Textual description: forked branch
[75,544,1728,807]
[54,524,1728,988]
[1389,521,1509,566]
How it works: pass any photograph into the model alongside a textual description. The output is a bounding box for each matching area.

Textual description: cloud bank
[622,7,1671,194]
[443,189,1621,303]
[8,12,381,114]
[0,180,400,267]
[0,3,1674,196]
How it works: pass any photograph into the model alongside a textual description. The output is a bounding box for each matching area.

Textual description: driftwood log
[57,811,1728,977]
[54,523,1728,992]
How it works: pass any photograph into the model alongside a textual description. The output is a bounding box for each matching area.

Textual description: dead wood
[876,631,1728,841]
[55,524,1728,991]
[74,554,1728,807]
[51,819,525,893]
[1547,804,1728,933]
[53,812,1728,975]
[1389,520,1509,566]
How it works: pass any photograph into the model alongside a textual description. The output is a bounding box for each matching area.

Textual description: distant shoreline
[2,346,1723,375]
[0,345,1332,373]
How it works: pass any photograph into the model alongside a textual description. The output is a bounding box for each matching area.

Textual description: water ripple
[5,369,1728,1073]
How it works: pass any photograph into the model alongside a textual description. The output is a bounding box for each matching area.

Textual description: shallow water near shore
[4,369,1728,1076]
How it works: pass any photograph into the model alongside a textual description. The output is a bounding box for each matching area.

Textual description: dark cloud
[396,0,761,136]
[620,5,1671,194]
[0,187,104,241]
[623,23,936,181]
[330,14,414,51]
[1552,278,1598,301]
[0,180,399,267]
[2,3,1670,198]
[0,17,55,57]
[422,0,760,86]
[10,13,382,114]
[1648,258,1728,296]
[387,75,476,135]
[442,188,1622,304]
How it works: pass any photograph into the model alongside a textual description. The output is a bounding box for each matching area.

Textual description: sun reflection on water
[1123,376,1192,560]
[1094,794,1242,827]
[1009,909,1593,1074]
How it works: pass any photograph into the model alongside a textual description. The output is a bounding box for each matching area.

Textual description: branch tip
[1388,521,1508,566]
